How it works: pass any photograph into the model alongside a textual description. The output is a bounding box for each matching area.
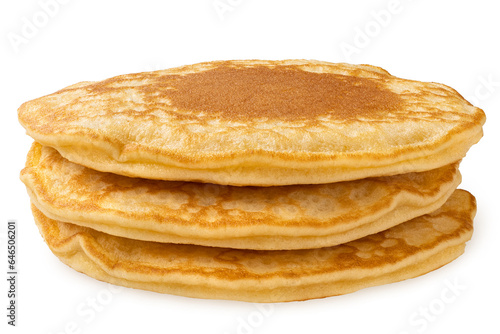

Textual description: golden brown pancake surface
[18,60,485,186]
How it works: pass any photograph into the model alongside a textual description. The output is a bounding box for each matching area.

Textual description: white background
[1,0,499,333]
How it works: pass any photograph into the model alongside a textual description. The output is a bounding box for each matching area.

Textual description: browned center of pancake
[157,65,403,120]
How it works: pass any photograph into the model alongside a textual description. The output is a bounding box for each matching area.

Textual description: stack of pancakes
[18,60,485,302]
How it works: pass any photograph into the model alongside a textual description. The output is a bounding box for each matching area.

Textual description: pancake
[18,60,485,186]
[22,142,461,250]
[31,189,475,302]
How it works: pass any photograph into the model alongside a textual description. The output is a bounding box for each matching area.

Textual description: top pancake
[18,59,485,186]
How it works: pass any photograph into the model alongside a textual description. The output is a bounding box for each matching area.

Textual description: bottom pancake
[31,190,475,303]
